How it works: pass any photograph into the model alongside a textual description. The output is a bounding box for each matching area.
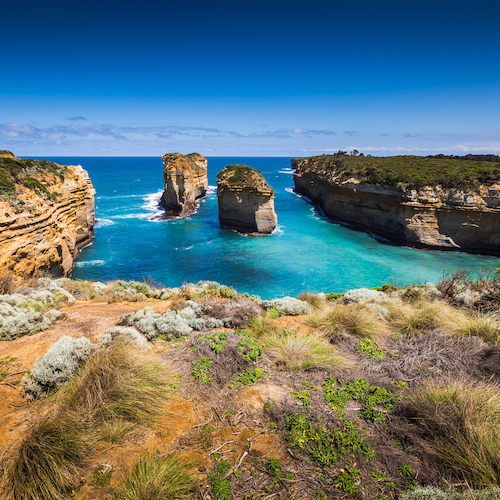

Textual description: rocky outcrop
[217,165,277,234]
[294,156,500,254]
[0,153,95,276]
[160,153,208,216]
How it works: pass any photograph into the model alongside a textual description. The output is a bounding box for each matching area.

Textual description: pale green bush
[21,336,93,400]
[101,327,150,350]
[0,300,59,341]
[262,297,310,316]
[343,288,392,304]
[402,486,500,500]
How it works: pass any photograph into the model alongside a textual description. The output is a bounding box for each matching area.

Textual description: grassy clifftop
[0,154,66,196]
[296,153,500,191]
[2,272,500,499]
[162,152,207,173]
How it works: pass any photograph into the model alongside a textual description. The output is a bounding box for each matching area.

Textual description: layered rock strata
[0,152,95,276]
[294,156,500,254]
[217,165,277,234]
[160,152,208,216]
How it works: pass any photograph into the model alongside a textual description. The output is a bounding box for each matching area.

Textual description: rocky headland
[0,151,95,277]
[217,164,277,234]
[159,152,208,216]
[294,153,500,254]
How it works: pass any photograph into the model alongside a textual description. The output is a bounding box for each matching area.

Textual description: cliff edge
[294,154,500,254]
[160,152,208,216]
[0,151,95,276]
[217,164,277,234]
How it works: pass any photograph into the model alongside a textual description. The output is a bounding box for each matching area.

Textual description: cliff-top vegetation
[2,270,500,499]
[162,152,206,173]
[0,154,66,196]
[296,152,500,191]
[217,164,267,185]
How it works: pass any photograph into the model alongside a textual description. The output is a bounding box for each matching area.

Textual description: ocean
[40,156,500,300]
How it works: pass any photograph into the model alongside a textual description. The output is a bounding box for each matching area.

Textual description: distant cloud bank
[1,121,499,157]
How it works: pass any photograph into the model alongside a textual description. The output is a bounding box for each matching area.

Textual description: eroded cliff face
[217,165,277,234]
[160,152,208,216]
[0,153,95,276]
[294,157,500,254]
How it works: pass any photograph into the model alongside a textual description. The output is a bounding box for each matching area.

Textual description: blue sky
[1,0,499,157]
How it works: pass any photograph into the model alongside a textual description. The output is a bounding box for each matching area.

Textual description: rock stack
[217,164,277,234]
[160,153,208,216]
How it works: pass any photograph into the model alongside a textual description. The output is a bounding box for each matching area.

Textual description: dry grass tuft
[387,301,449,337]
[58,337,171,424]
[247,313,278,338]
[405,378,500,486]
[3,412,93,500]
[297,292,326,310]
[99,418,134,443]
[309,302,388,340]
[3,339,171,500]
[444,312,500,345]
[261,327,350,371]
[115,453,194,500]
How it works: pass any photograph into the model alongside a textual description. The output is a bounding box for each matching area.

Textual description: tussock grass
[58,337,170,424]
[309,303,388,340]
[387,301,448,337]
[387,299,500,344]
[444,312,500,345]
[115,453,194,500]
[297,292,325,309]
[4,413,93,500]
[3,339,171,500]
[247,313,278,338]
[99,418,134,443]
[406,378,500,485]
[261,327,350,371]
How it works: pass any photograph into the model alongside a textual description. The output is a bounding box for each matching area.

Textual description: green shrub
[292,389,311,406]
[229,367,264,388]
[192,357,213,384]
[284,413,374,468]
[356,338,385,359]
[208,472,231,499]
[266,458,283,477]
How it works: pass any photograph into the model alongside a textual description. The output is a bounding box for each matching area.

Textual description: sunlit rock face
[160,153,208,216]
[294,156,500,254]
[217,164,277,235]
[0,152,95,277]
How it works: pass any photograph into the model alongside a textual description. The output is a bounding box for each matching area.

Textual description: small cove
[41,156,500,299]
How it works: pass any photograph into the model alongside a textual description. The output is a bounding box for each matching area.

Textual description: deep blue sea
[38,157,500,299]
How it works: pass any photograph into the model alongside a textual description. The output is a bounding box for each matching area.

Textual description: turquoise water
[40,157,500,299]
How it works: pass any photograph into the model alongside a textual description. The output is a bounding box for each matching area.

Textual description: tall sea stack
[160,152,208,216]
[217,164,277,234]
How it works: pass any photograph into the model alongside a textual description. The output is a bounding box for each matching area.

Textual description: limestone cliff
[0,152,95,276]
[217,165,277,234]
[160,152,208,216]
[294,155,500,254]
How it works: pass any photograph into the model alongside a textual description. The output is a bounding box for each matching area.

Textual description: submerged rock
[217,164,277,234]
[160,152,208,216]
